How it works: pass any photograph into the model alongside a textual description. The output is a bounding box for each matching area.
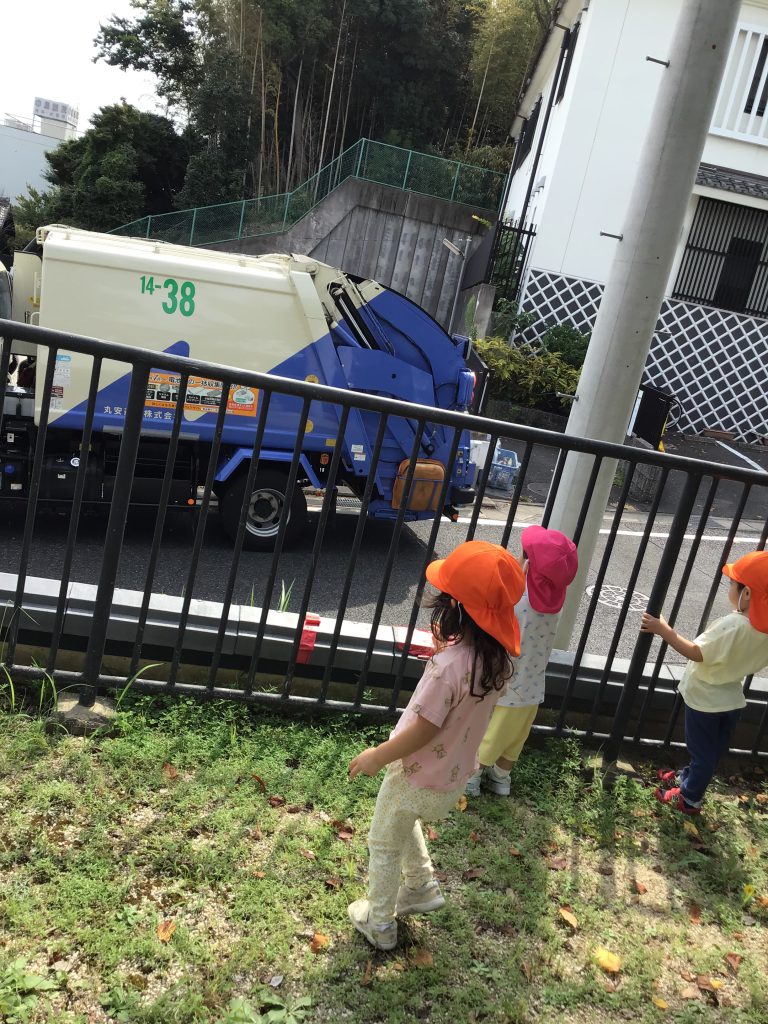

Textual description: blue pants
[680,705,741,806]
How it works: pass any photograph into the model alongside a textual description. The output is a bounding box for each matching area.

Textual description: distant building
[501,0,768,442]
[1,98,79,202]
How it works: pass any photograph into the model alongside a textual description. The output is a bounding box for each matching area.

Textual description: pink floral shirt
[391,643,506,791]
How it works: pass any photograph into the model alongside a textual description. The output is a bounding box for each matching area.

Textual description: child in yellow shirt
[641,551,768,814]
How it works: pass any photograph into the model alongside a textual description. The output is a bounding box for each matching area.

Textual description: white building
[1,99,79,201]
[503,0,768,442]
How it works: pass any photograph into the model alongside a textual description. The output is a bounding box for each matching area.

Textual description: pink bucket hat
[521,525,578,614]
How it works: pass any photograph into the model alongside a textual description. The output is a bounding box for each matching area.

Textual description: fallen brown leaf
[268,795,286,808]
[156,919,176,943]
[508,845,522,857]
[310,932,329,953]
[299,848,316,860]
[593,947,621,973]
[597,864,614,876]
[680,970,696,982]
[738,793,750,804]
[755,793,767,805]
[633,880,648,895]
[558,906,579,930]
[337,828,355,842]
[250,825,263,841]
[680,987,700,1000]
[434,870,448,882]
[689,902,702,925]
[456,795,468,812]
[324,876,342,890]
[426,826,439,841]
[547,856,567,871]
[462,867,485,882]
[732,932,745,942]
[682,820,700,838]
[696,975,717,992]
[251,774,267,793]
[521,960,533,982]
[162,763,179,780]
[757,895,768,908]
[469,830,479,843]
[285,805,302,814]
[411,948,434,968]
[362,959,373,986]
[724,953,742,974]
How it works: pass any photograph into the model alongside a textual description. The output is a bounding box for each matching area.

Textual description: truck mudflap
[215,448,323,489]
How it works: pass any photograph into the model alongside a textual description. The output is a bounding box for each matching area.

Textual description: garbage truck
[1,225,487,549]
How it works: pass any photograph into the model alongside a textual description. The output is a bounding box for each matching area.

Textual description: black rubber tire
[220,469,308,551]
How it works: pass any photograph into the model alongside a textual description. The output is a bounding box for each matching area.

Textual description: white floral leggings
[367,759,464,924]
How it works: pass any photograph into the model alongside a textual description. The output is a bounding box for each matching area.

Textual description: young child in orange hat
[347,540,525,950]
[641,551,768,814]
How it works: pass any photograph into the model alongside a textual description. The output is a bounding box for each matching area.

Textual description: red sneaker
[654,786,701,815]
[656,769,678,784]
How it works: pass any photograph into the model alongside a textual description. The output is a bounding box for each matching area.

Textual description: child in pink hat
[466,525,578,797]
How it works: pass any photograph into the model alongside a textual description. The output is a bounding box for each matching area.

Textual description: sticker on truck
[146,372,258,418]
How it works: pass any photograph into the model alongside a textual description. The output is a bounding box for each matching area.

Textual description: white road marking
[455,516,762,543]
[714,440,766,473]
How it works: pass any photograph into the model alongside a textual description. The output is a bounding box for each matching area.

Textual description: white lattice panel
[521,268,768,443]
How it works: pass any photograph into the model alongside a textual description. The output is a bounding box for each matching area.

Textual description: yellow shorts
[478,704,538,766]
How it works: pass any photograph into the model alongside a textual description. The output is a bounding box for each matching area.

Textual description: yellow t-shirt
[678,612,768,713]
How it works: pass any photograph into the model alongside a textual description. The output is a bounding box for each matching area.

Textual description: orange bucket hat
[425,540,525,655]
[722,551,768,634]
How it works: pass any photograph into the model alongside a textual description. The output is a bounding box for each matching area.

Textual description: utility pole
[548,0,742,647]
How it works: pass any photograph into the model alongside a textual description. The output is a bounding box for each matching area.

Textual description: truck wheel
[220,470,308,550]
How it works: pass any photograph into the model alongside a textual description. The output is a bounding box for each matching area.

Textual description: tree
[40,104,188,230]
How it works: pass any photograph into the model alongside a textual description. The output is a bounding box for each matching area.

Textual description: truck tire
[220,470,308,551]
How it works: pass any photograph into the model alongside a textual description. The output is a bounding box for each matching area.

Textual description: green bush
[475,336,580,414]
[540,323,591,369]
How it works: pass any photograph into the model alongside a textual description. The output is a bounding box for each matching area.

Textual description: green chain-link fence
[112,139,505,247]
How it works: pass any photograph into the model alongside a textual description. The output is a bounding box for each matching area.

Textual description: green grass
[0,695,766,1023]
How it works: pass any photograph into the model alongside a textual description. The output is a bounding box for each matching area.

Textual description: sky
[6,1,160,133]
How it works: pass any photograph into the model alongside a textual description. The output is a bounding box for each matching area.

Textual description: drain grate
[586,584,650,611]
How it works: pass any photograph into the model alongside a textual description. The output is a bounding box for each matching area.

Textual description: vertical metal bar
[282,193,291,232]
[572,456,604,545]
[7,346,59,666]
[604,473,701,761]
[555,460,638,735]
[189,208,198,246]
[46,356,103,673]
[636,475,719,742]
[355,421,426,709]
[238,201,247,239]
[245,398,312,691]
[541,448,566,527]
[80,362,151,704]
[449,162,460,201]
[318,412,389,703]
[129,372,190,676]
[168,382,231,687]
[390,427,463,707]
[355,139,365,179]
[145,217,152,239]
[282,405,351,694]
[206,390,272,690]
[402,151,413,190]
[465,435,499,540]
[501,442,533,550]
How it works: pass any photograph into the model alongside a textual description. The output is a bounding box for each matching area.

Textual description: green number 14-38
[140,275,196,317]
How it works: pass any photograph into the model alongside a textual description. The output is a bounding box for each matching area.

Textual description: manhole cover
[586,584,649,611]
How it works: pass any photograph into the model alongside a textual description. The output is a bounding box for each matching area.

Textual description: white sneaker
[347,899,397,950]
[482,764,511,796]
[395,879,445,916]
[465,769,483,797]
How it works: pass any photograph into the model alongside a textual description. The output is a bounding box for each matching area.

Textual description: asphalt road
[4,494,766,675]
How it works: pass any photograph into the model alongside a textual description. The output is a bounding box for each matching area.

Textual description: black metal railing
[488,220,537,306]
[2,318,768,760]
